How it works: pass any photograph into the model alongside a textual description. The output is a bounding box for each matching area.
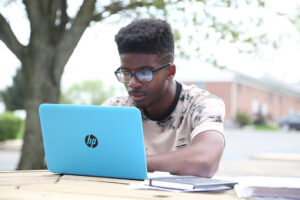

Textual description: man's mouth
[128,91,147,102]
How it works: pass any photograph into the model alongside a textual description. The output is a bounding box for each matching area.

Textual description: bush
[235,112,252,127]
[0,112,23,141]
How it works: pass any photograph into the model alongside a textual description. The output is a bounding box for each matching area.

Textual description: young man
[102,19,225,177]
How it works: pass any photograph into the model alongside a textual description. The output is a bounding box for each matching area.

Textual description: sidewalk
[0,139,23,151]
[217,153,300,177]
[1,137,300,178]
[0,139,22,171]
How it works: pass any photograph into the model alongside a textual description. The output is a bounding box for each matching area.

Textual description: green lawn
[255,124,279,131]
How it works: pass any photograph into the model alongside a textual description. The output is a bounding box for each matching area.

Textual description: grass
[255,124,279,131]
[16,120,25,139]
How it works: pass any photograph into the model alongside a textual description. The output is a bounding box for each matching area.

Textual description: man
[102,19,225,177]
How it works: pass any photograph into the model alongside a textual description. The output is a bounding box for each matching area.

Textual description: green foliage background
[0,112,24,141]
[1,68,24,111]
[60,80,119,105]
[235,112,252,127]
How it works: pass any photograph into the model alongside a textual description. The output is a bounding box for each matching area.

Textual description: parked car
[279,113,300,131]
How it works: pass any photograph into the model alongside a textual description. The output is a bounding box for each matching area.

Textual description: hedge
[235,112,252,127]
[0,112,23,141]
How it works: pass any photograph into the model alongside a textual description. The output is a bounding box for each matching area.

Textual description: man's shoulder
[181,83,209,95]
[178,82,224,107]
[180,83,216,100]
[101,95,132,107]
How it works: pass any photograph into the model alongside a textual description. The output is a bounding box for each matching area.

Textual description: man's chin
[131,97,149,109]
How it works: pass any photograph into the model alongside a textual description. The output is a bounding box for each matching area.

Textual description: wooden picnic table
[0,170,240,200]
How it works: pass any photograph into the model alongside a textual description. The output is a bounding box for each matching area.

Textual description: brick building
[176,64,300,125]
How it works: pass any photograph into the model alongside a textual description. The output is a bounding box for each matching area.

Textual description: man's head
[114,19,176,113]
[115,18,174,63]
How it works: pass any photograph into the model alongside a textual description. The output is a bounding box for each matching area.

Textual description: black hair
[115,19,174,63]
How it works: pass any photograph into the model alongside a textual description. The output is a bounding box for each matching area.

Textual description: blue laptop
[39,104,147,180]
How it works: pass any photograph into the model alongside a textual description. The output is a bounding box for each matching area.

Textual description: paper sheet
[233,176,300,199]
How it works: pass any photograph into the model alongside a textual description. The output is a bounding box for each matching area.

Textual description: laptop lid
[39,104,147,180]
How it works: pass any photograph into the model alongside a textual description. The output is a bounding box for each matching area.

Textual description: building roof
[175,61,300,99]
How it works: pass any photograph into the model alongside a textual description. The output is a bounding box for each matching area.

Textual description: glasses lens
[116,70,131,82]
[136,70,153,82]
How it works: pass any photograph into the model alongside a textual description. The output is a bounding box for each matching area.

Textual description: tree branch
[54,0,96,82]
[0,13,26,60]
[23,0,45,32]
[91,13,103,22]
[59,0,69,31]
[47,0,70,44]
[91,1,153,22]
[40,0,52,16]
[48,0,69,32]
[49,0,60,28]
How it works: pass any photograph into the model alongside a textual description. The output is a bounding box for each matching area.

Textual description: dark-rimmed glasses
[114,63,171,83]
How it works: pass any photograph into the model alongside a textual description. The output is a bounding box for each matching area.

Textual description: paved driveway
[218,129,300,177]
[1,129,300,177]
[222,128,300,161]
[0,139,22,171]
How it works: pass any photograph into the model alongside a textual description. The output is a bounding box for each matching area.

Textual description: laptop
[39,104,147,180]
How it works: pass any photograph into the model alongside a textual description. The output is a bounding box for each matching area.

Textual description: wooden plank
[0,170,60,186]
[0,170,239,200]
[57,174,238,200]
[59,174,140,185]
[0,170,53,176]
[0,189,125,200]
[18,182,238,200]
[1,186,238,200]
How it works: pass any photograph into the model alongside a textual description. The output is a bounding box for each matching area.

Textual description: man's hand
[146,130,225,177]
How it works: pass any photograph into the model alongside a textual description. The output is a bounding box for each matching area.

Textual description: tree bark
[17,44,60,169]
[16,0,97,169]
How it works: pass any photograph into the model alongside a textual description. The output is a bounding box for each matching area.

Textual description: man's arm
[146,130,225,177]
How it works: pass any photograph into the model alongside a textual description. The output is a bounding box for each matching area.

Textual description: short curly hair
[115,19,174,63]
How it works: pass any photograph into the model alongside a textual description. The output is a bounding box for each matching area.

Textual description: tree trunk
[17,45,61,169]
[15,0,97,169]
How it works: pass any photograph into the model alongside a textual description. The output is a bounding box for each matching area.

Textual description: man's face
[119,53,169,109]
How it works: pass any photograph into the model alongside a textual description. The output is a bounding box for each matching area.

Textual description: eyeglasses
[114,63,171,83]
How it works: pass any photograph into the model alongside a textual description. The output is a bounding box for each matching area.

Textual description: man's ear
[167,64,176,80]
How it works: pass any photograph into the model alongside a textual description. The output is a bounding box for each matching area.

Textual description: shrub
[0,112,23,141]
[235,112,252,127]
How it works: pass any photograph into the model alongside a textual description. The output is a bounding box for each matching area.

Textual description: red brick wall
[233,83,300,120]
[185,81,300,123]
[204,82,232,121]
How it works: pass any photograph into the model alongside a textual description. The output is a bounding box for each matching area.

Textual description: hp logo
[85,134,98,148]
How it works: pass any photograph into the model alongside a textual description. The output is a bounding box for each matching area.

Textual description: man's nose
[127,74,141,88]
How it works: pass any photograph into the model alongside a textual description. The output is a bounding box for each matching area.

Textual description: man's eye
[137,71,152,76]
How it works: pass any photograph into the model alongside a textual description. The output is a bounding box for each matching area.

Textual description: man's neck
[143,81,179,120]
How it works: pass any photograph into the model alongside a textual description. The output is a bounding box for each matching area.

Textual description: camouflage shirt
[102,82,225,156]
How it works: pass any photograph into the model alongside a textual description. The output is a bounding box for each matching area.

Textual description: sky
[1,1,300,93]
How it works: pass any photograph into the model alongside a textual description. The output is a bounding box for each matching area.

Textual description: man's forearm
[146,145,218,177]
[146,130,225,177]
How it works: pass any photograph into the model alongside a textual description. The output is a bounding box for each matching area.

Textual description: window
[252,99,259,114]
[261,103,268,116]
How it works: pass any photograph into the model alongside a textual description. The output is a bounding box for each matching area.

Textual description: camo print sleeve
[189,95,225,140]
[101,96,133,107]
